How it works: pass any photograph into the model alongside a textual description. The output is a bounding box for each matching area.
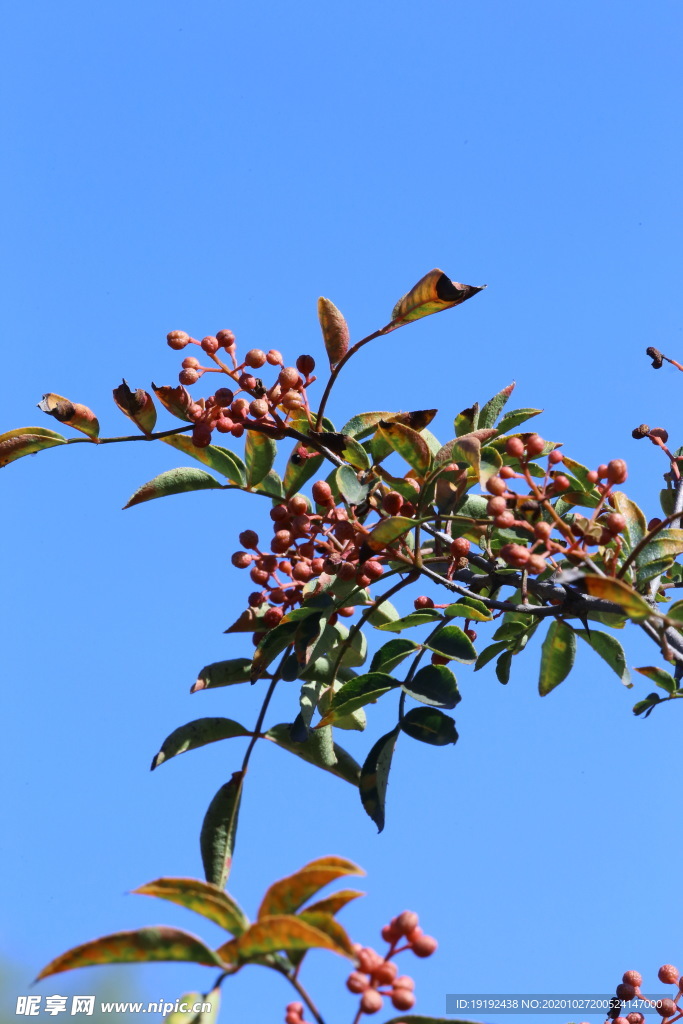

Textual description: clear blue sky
[2,2,682,1021]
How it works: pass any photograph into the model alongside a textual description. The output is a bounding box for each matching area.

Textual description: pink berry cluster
[166,329,317,447]
[585,964,683,1023]
[344,910,437,1017]
[478,432,629,576]
[231,485,386,639]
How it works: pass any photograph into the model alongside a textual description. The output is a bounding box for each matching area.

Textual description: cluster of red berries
[344,910,437,1017]
[477,433,629,575]
[579,964,683,1023]
[231,486,386,638]
[284,1001,311,1024]
[166,330,316,447]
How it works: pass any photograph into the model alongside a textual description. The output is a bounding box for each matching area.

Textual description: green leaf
[251,621,299,679]
[375,609,442,633]
[283,446,325,498]
[151,718,251,769]
[318,297,350,366]
[0,430,67,467]
[538,620,577,695]
[478,382,516,429]
[474,640,508,670]
[317,673,399,726]
[132,877,250,936]
[635,665,677,694]
[366,599,400,627]
[192,658,254,691]
[124,468,222,509]
[403,664,461,708]
[163,989,220,1024]
[340,411,396,439]
[377,421,431,476]
[38,392,100,439]
[444,598,493,622]
[582,576,653,622]
[667,599,683,624]
[336,464,368,504]
[400,707,458,746]
[637,529,683,573]
[162,434,247,486]
[365,515,418,552]
[258,856,364,918]
[612,491,647,552]
[386,269,484,332]
[316,680,367,731]
[359,727,400,832]
[495,649,513,684]
[200,772,243,889]
[112,380,157,434]
[370,638,420,674]
[661,489,676,516]
[425,624,477,664]
[245,430,277,487]
[35,928,225,981]
[253,468,284,499]
[574,629,631,687]
[495,407,542,434]
[454,403,479,436]
[633,692,662,717]
[479,444,503,485]
[341,435,372,470]
[265,724,361,785]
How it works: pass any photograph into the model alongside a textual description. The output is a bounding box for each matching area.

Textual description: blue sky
[2,1,683,1021]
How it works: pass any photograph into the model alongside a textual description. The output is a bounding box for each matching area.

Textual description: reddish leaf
[152,383,194,422]
[38,393,99,439]
[386,269,484,332]
[318,297,350,366]
[113,380,157,434]
[35,927,225,981]
[132,877,249,936]
[258,857,364,919]
[219,914,355,962]
[0,429,66,467]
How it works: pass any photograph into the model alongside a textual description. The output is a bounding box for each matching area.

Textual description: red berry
[548,449,564,464]
[382,491,403,515]
[605,513,627,534]
[192,424,212,447]
[279,366,302,389]
[216,329,236,349]
[505,436,525,458]
[270,504,290,522]
[288,494,309,515]
[551,474,571,493]
[249,399,269,419]
[215,387,234,406]
[239,530,259,549]
[292,563,313,582]
[269,589,287,604]
[534,521,552,540]
[465,628,477,641]
[622,971,642,988]
[391,988,416,1011]
[282,390,304,410]
[266,349,283,365]
[181,355,200,369]
[357,948,383,973]
[493,511,515,528]
[525,433,545,456]
[248,592,265,607]
[312,480,333,505]
[527,554,547,575]
[263,607,284,627]
[411,934,438,958]
[655,998,676,1018]
[359,989,383,1014]
[201,335,219,355]
[486,475,507,496]
[250,567,269,585]
[431,654,449,665]
[597,463,609,479]
[231,551,252,568]
[500,543,530,568]
[414,596,434,609]
[616,983,636,1000]
[244,348,266,368]
[395,911,419,935]
[394,976,415,991]
[296,354,316,375]
[586,470,599,484]
[179,368,200,385]
[364,560,384,581]
[487,496,507,516]
[499,466,516,479]
[450,537,471,558]
[239,373,257,390]
[346,972,369,994]
[372,961,397,984]
[607,458,628,484]
[658,965,680,984]
[338,606,355,617]
[167,330,190,350]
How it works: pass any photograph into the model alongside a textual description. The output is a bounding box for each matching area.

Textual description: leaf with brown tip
[318,297,350,366]
[113,380,157,434]
[35,927,225,981]
[151,718,251,769]
[258,857,364,919]
[0,429,66,467]
[152,383,194,422]
[38,393,99,439]
[132,877,249,936]
[222,914,355,962]
[386,269,485,332]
